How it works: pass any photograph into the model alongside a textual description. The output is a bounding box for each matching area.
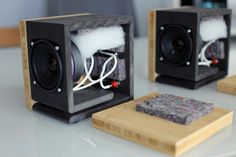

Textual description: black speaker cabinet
[20,13,134,123]
[148,7,231,89]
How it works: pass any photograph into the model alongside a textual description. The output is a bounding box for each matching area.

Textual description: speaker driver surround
[30,40,63,91]
[159,25,193,65]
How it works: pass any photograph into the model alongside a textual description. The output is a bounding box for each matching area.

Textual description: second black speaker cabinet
[148,7,231,89]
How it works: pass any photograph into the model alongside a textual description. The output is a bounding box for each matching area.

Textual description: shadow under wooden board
[92,93,233,157]
[0,28,20,47]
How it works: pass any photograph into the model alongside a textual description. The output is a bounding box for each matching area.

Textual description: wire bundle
[71,26,125,91]
[198,17,227,66]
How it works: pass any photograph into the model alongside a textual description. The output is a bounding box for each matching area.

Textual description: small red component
[111,80,120,88]
[211,58,219,65]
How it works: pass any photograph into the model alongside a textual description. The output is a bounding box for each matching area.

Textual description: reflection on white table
[0,38,235,157]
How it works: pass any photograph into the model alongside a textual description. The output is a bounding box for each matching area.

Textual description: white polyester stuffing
[200,17,227,41]
[72,26,125,59]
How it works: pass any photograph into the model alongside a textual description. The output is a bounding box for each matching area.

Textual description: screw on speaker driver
[159,25,193,65]
[30,40,63,91]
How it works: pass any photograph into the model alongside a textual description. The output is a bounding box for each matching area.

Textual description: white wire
[199,40,215,65]
[198,40,216,66]
[73,56,94,90]
[73,56,117,90]
[99,51,117,89]
[73,51,118,91]
[84,56,94,82]
[198,62,210,66]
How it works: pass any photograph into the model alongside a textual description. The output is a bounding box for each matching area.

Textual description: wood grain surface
[148,10,158,81]
[92,93,233,156]
[217,75,236,96]
[20,21,35,109]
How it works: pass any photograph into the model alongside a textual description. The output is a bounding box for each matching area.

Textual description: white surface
[0,38,236,157]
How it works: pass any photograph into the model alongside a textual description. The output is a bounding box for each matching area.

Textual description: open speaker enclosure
[148,7,231,89]
[20,14,134,123]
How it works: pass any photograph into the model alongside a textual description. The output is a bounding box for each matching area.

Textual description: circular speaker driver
[71,42,84,82]
[30,40,62,91]
[159,25,193,65]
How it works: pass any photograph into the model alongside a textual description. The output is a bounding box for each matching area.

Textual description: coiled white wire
[198,40,216,66]
[73,51,118,91]
[99,51,118,89]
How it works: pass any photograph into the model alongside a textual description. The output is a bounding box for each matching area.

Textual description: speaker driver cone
[159,25,193,65]
[30,40,62,91]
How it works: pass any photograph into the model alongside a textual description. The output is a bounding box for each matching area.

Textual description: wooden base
[0,28,20,47]
[92,93,233,156]
[148,10,157,81]
[20,21,34,109]
[217,75,236,96]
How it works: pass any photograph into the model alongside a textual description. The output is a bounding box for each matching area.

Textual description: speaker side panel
[20,20,35,109]
[25,13,91,22]
[148,10,157,81]
[220,11,231,73]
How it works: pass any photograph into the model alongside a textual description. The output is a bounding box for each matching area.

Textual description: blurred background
[0,0,235,47]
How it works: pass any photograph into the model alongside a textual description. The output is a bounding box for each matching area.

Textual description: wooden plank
[217,75,236,95]
[148,10,157,81]
[25,13,91,21]
[0,28,20,47]
[92,93,233,156]
[20,21,35,109]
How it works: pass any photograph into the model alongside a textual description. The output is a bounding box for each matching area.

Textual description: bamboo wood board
[217,75,236,96]
[20,21,34,109]
[92,93,233,156]
[148,10,157,81]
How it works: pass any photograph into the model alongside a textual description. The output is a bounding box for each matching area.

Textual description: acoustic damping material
[72,26,125,59]
[200,16,227,42]
[87,45,126,81]
[136,94,213,125]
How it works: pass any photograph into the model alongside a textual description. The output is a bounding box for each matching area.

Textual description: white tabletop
[0,38,236,157]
